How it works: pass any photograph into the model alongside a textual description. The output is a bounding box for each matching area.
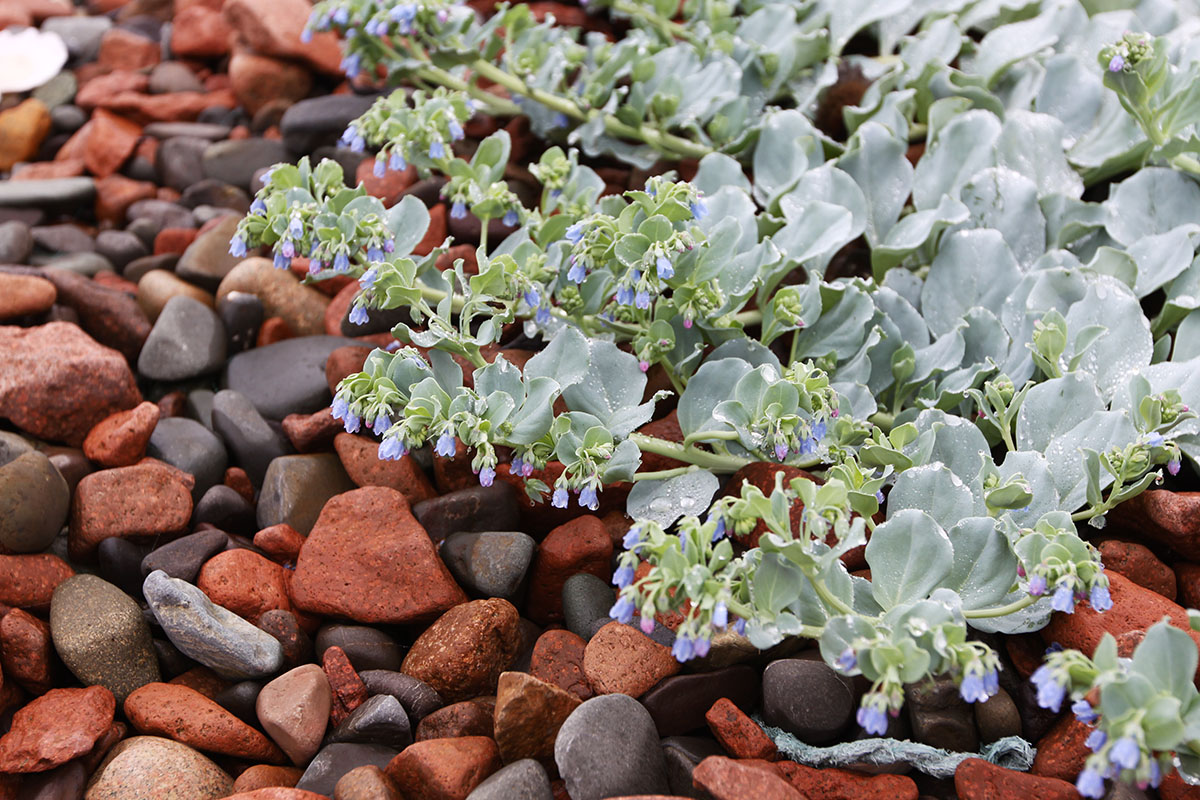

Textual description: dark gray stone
[193,485,256,536]
[217,291,263,354]
[95,230,148,271]
[33,252,112,276]
[0,220,33,263]
[210,389,289,486]
[157,137,210,193]
[202,138,289,191]
[762,657,856,745]
[179,180,251,213]
[0,178,94,209]
[97,537,153,599]
[255,453,355,535]
[42,15,111,62]
[127,198,196,231]
[32,224,95,254]
[905,676,979,752]
[146,416,228,501]
[144,122,233,140]
[412,484,521,544]
[141,529,230,584]
[143,569,283,679]
[124,253,177,283]
[0,449,69,553]
[186,389,215,429]
[563,573,615,641]
[295,743,399,797]
[327,694,411,749]
[554,694,670,800]
[466,759,551,800]
[175,214,243,291]
[662,736,724,799]
[147,62,204,95]
[223,335,359,420]
[440,530,535,602]
[280,95,379,154]
[14,755,88,800]
[138,295,227,380]
[213,680,262,726]
[642,666,761,737]
[359,670,443,723]
[50,104,88,133]
[315,624,403,672]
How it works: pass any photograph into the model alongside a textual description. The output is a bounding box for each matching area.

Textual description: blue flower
[524,288,540,307]
[287,215,303,238]
[1145,432,1165,448]
[343,411,361,434]
[448,120,464,141]
[690,197,708,220]
[359,268,378,289]
[390,3,416,32]
[734,617,746,636]
[250,197,266,215]
[836,648,856,671]
[616,285,634,306]
[273,251,291,270]
[1089,583,1112,612]
[536,305,550,325]
[612,564,634,588]
[984,669,999,695]
[479,466,495,487]
[331,396,350,420]
[672,634,695,662]
[565,223,584,244]
[348,305,369,326]
[552,112,569,129]
[384,238,395,253]
[579,485,599,510]
[960,672,991,703]
[1031,665,1066,712]
[712,602,728,629]
[435,432,456,458]
[332,7,349,24]
[371,414,390,435]
[568,259,587,283]
[609,595,635,625]
[1051,582,1076,613]
[813,419,827,440]
[856,704,888,736]
[1076,766,1105,799]
[374,158,386,178]
[622,526,642,549]
[451,200,467,219]
[1109,736,1140,770]
[228,235,247,258]
[656,254,674,280]
[552,487,569,508]
[334,252,350,272]
[389,151,407,171]
[774,443,788,460]
[1085,729,1106,751]
[281,240,295,258]
[1072,699,1098,724]
[799,437,818,455]
[635,290,651,309]
[341,53,361,79]
[1108,54,1125,72]
[300,26,313,42]
[1149,759,1162,788]
[504,209,519,227]
[379,437,407,460]
[711,516,726,541]
[367,246,384,263]
[1029,574,1048,596]
[1169,459,1182,476]
[428,140,445,159]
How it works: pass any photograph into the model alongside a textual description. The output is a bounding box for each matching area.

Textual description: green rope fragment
[753,714,1037,779]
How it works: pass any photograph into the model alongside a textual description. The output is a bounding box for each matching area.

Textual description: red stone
[401,598,521,703]
[0,686,115,773]
[0,322,141,447]
[692,756,805,800]
[385,736,502,800]
[0,555,73,612]
[290,486,467,624]
[95,174,158,225]
[530,629,594,701]
[954,757,1081,800]
[0,608,53,695]
[1031,714,1091,784]
[434,244,479,275]
[229,51,312,116]
[231,765,305,793]
[1107,490,1200,559]
[493,671,581,763]
[525,515,613,623]
[99,89,241,124]
[415,701,494,742]
[84,109,143,179]
[706,697,777,761]
[254,523,305,566]
[282,407,343,453]
[774,762,918,799]
[171,5,234,57]
[82,400,160,467]
[225,791,330,800]
[10,159,85,179]
[334,433,438,505]
[1096,538,1176,600]
[1161,769,1200,799]
[68,461,193,560]
[0,275,56,321]
[221,0,343,75]
[97,27,161,71]
[323,646,368,727]
[325,345,373,392]
[356,157,417,207]
[154,228,200,255]
[257,316,295,346]
[582,622,680,698]
[196,549,292,624]
[124,682,286,763]
[225,466,255,503]
[412,204,447,256]
[75,70,150,111]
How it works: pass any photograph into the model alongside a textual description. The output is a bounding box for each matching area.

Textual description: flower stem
[963,594,1038,619]
[632,465,701,481]
[630,433,752,473]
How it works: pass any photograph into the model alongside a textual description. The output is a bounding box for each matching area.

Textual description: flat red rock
[0,686,115,772]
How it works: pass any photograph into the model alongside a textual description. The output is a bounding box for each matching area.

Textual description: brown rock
[415,700,494,742]
[333,764,403,800]
[282,407,343,452]
[582,622,680,698]
[356,157,417,208]
[217,257,330,337]
[222,0,343,74]
[529,629,593,701]
[954,757,1081,800]
[98,27,161,70]
[257,315,295,346]
[125,682,287,763]
[325,346,372,392]
[401,598,521,703]
[69,460,193,560]
[225,790,331,800]
[1031,714,1091,784]
[691,756,804,800]
[137,269,215,321]
[254,523,305,566]
[82,401,160,467]
[525,515,612,623]
[334,433,437,504]
[95,88,241,124]
[232,765,305,793]
[706,697,776,761]
[256,664,332,766]
[290,487,466,625]
[493,671,580,764]
[85,735,234,799]
[0,686,115,772]
[324,646,369,727]
[95,174,158,225]
[0,274,55,320]
[1161,769,1200,799]
[0,608,54,694]
[774,761,918,800]
[0,554,74,611]
[0,99,51,172]
[171,4,234,57]
[1108,490,1200,559]
[385,736,501,800]
[196,548,292,624]
[76,70,150,110]
[0,322,141,446]
[83,109,144,179]
[31,267,152,362]
[230,51,312,116]
[1096,538,1176,600]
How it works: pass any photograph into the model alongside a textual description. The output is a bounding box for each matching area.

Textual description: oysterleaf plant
[231,0,1200,794]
